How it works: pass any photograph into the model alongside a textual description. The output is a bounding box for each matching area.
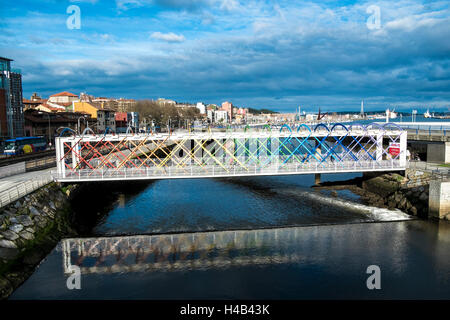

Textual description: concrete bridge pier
[315,173,321,186]
[427,142,450,164]
[429,180,450,220]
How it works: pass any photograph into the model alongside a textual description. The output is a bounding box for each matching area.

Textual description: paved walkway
[0,167,54,208]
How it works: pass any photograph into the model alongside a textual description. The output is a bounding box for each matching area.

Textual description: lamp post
[77,116,87,134]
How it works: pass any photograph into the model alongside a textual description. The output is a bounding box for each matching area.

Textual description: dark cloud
[6,1,449,112]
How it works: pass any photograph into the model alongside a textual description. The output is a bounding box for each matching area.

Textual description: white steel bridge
[52,123,407,182]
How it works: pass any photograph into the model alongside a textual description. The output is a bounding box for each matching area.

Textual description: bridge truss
[53,123,407,182]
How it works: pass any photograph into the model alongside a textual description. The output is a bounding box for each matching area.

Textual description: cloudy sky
[0,0,449,112]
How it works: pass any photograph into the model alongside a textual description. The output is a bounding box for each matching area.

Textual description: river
[9,173,450,299]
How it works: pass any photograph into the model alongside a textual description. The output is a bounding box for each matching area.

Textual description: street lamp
[77,115,88,134]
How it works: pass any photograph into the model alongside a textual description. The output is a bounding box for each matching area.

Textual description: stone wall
[0,183,79,299]
[361,171,429,218]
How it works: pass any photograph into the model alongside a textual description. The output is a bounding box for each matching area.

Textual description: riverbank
[0,180,151,299]
[0,182,78,299]
[316,169,444,220]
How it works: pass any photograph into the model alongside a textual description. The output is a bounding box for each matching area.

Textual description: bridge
[51,123,407,182]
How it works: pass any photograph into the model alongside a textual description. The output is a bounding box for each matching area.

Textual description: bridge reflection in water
[59,227,317,275]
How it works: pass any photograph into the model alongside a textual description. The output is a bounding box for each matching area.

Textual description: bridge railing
[52,159,402,181]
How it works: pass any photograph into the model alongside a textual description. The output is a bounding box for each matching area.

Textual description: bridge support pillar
[427,142,450,164]
[429,180,450,220]
[314,173,321,186]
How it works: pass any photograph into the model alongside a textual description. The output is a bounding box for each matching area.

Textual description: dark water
[9,173,450,299]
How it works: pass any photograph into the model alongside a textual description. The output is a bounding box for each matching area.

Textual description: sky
[0,0,449,113]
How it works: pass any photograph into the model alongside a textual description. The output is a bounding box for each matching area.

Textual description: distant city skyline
[1,0,449,113]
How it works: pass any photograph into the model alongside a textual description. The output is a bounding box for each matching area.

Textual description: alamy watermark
[66,4,81,30]
[66,265,81,290]
[366,5,381,30]
[366,265,381,290]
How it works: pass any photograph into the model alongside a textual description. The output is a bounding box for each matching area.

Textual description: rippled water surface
[9,173,450,299]
[92,173,411,236]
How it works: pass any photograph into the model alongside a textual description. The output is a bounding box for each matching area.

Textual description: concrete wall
[429,180,450,220]
[427,142,450,163]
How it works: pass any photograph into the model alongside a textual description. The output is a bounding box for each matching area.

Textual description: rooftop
[50,91,78,97]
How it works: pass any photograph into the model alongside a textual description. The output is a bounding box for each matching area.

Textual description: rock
[19,231,34,241]
[9,224,24,234]
[17,215,33,227]
[419,192,428,201]
[25,227,35,234]
[399,197,407,209]
[1,230,19,241]
[410,207,418,216]
[9,217,18,224]
[48,201,56,211]
[0,247,19,260]
[0,239,17,249]
[0,276,13,299]
[29,206,41,217]
[363,176,400,198]
[14,201,21,209]
[23,251,43,265]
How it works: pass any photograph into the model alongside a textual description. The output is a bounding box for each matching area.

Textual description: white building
[215,110,228,123]
[207,109,215,123]
[196,102,206,114]
[48,91,79,104]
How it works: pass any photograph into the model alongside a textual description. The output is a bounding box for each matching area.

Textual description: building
[157,98,176,105]
[115,111,139,133]
[35,103,65,113]
[115,112,128,133]
[196,102,206,114]
[127,112,139,132]
[117,98,136,112]
[97,109,116,133]
[72,101,99,119]
[0,57,24,138]
[220,101,233,123]
[48,91,79,104]
[215,110,228,123]
[23,109,92,143]
[207,109,215,123]
[23,98,42,111]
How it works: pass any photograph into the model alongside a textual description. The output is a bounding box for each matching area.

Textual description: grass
[438,164,450,168]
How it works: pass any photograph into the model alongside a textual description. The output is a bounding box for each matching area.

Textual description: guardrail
[408,161,450,181]
[53,160,404,182]
[25,157,56,171]
[0,176,53,208]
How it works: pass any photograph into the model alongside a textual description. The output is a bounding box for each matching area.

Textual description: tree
[131,100,201,128]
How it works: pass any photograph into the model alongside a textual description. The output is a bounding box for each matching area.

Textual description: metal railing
[0,176,53,208]
[408,161,450,181]
[52,160,404,182]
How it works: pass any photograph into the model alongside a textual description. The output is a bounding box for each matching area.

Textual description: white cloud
[150,31,186,42]
[69,0,99,3]
[116,0,152,10]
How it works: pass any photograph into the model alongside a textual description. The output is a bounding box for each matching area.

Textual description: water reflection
[10,221,450,299]
[60,227,309,275]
